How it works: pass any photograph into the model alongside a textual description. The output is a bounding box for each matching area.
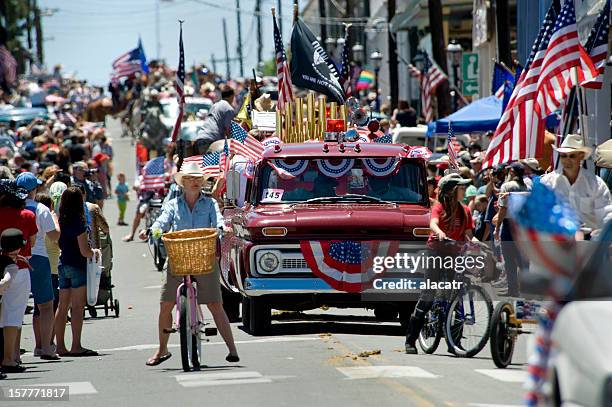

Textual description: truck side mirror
[226,161,249,208]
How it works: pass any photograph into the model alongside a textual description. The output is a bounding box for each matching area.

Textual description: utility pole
[495,0,511,67]
[26,0,33,71]
[236,0,244,77]
[155,0,161,59]
[33,0,44,65]
[277,0,283,38]
[211,53,217,74]
[318,0,327,46]
[427,0,450,118]
[387,0,398,110]
[256,0,262,65]
[223,18,231,80]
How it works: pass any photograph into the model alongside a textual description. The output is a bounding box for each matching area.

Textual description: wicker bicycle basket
[161,228,218,275]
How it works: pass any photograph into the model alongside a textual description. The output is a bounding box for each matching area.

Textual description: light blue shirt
[152,193,224,233]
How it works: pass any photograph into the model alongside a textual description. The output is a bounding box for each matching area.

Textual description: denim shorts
[58,264,87,289]
[29,255,55,304]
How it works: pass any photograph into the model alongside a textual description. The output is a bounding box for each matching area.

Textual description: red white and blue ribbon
[316,159,354,178]
[361,157,401,177]
[268,158,309,179]
[300,240,400,293]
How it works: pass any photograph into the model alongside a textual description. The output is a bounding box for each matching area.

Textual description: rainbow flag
[355,70,374,90]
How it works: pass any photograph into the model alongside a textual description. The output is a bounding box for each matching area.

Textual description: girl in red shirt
[405,173,473,355]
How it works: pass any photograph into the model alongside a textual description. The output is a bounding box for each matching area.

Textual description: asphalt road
[2,118,529,407]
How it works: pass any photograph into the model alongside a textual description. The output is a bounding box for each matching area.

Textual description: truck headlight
[605,376,612,407]
[257,251,280,273]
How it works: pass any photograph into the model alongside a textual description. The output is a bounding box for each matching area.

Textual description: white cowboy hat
[552,134,592,159]
[174,161,205,187]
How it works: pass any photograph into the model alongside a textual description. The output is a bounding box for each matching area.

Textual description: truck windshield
[258,159,426,204]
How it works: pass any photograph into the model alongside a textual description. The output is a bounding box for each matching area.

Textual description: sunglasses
[559,153,579,159]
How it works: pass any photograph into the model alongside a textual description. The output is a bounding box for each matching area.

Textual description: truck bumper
[244,278,339,296]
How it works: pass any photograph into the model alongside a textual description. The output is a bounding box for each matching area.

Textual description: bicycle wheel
[178,287,192,372]
[418,304,442,354]
[190,283,202,371]
[444,285,493,358]
[490,301,515,368]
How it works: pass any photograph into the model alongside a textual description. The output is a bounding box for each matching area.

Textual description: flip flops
[40,354,61,361]
[1,364,27,373]
[145,352,172,366]
[68,349,99,357]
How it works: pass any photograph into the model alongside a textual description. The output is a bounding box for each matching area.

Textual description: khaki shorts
[160,263,222,304]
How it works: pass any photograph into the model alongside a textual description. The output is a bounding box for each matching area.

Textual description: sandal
[40,354,61,361]
[146,352,172,366]
[1,364,27,373]
[68,349,99,357]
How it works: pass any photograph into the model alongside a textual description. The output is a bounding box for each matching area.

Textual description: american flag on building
[339,24,352,98]
[230,122,263,162]
[409,53,448,123]
[273,12,293,112]
[141,157,166,190]
[0,45,17,88]
[171,23,186,142]
[111,39,148,80]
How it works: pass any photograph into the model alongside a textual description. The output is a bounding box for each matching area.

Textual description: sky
[39,0,297,87]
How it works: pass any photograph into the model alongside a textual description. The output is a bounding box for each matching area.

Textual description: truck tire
[222,287,240,323]
[247,297,271,336]
[241,296,251,331]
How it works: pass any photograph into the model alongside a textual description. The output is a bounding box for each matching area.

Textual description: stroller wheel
[114,299,120,318]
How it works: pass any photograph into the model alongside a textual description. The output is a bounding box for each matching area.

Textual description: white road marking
[468,404,522,407]
[475,369,528,383]
[99,336,319,352]
[143,285,162,289]
[175,371,272,387]
[336,366,439,380]
[30,381,98,395]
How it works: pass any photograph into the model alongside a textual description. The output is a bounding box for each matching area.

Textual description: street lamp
[370,50,383,112]
[447,40,463,112]
[352,43,364,65]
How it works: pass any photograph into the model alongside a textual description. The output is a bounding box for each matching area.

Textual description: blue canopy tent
[427,95,561,136]
[427,96,502,136]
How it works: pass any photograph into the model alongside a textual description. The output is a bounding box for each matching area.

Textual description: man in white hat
[541,134,612,238]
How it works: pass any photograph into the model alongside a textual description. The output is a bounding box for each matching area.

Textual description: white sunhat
[552,133,592,159]
[174,161,205,187]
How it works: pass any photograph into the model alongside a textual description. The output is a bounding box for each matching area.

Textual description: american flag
[230,122,263,162]
[492,62,514,99]
[0,45,17,87]
[373,133,392,143]
[339,24,352,98]
[482,4,558,169]
[273,12,293,112]
[416,52,448,123]
[141,157,166,190]
[447,121,459,170]
[575,0,610,89]
[219,137,230,174]
[183,153,221,177]
[533,0,597,127]
[171,22,186,142]
[111,40,148,80]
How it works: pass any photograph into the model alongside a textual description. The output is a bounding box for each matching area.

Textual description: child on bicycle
[405,173,474,354]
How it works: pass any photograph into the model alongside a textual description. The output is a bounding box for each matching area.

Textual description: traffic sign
[462,53,479,81]
[463,80,480,96]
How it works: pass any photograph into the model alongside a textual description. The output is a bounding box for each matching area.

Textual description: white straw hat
[174,161,204,187]
[552,134,592,159]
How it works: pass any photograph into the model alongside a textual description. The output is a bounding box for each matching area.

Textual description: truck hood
[243,204,430,240]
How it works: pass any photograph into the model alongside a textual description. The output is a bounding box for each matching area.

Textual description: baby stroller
[86,230,120,318]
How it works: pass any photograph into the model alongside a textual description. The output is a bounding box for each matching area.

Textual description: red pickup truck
[219,141,431,335]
